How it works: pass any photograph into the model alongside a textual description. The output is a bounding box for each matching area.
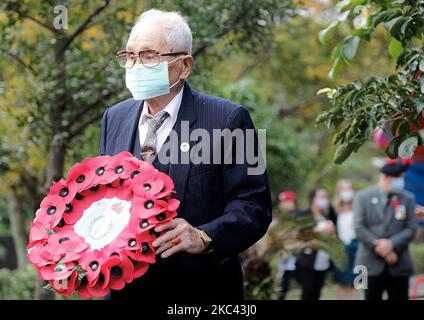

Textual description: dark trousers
[296,269,327,300]
[279,270,295,300]
[366,268,409,300]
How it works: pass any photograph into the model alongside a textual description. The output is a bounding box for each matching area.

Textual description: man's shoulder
[399,189,416,203]
[106,98,140,116]
[356,185,379,199]
[192,89,248,118]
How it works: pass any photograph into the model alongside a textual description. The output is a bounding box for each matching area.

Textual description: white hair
[133,9,193,54]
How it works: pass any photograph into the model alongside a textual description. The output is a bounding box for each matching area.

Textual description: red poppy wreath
[27,151,179,298]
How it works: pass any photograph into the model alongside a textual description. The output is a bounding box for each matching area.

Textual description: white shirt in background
[337,211,356,245]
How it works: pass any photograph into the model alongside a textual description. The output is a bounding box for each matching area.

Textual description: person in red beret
[276,190,300,299]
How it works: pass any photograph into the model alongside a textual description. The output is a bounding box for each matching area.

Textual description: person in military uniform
[354,159,417,300]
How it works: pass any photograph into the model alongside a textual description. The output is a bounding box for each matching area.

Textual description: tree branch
[23,15,62,34]
[70,90,115,122]
[192,4,256,58]
[59,0,111,52]
[277,97,321,118]
[0,48,38,75]
[68,111,104,140]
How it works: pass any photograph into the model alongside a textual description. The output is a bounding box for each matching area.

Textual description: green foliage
[0,266,37,300]
[411,243,424,275]
[318,0,424,163]
[267,211,348,271]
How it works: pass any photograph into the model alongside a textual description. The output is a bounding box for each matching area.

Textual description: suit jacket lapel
[372,187,386,222]
[118,99,144,155]
[167,83,197,215]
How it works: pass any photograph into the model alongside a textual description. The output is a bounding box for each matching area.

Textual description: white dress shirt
[138,86,184,153]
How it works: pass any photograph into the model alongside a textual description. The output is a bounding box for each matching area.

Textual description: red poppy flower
[392,198,400,208]
[38,194,66,227]
[106,152,136,179]
[66,163,95,192]
[49,270,79,297]
[39,261,75,281]
[78,249,107,285]
[84,271,111,297]
[49,179,78,204]
[29,220,50,242]
[122,157,141,179]
[100,253,134,290]
[83,155,116,185]
[130,196,169,219]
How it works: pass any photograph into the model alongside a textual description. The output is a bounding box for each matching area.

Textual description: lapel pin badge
[371,197,379,205]
[180,142,190,152]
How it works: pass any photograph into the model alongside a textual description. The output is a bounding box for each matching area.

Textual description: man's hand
[373,239,394,257]
[384,251,398,265]
[416,205,424,222]
[152,218,205,258]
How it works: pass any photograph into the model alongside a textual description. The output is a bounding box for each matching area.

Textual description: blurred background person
[332,179,359,300]
[277,191,299,299]
[354,159,417,300]
[295,186,335,300]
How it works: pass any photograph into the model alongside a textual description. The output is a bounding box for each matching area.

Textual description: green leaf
[386,136,403,159]
[334,142,357,164]
[420,77,424,94]
[335,0,351,13]
[383,16,405,36]
[341,36,361,63]
[419,59,424,72]
[388,37,403,59]
[329,56,343,81]
[319,20,341,45]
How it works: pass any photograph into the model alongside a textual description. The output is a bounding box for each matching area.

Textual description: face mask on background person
[125,58,181,101]
[339,190,355,202]
[315,197,329,210]
[390,177,405,192]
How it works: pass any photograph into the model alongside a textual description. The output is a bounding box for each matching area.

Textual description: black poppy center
[111,266,123,277]
[59,188,69,197]
[76,175,85,183]
[128,238,137,247]
[65,204,72,213]
[130,170,140,179]
[75,193,84,200]
[95,167,105,175]
[139,219,149,229]
[114,166,124,174]
[47,206,56,215]
[144,200,154,209]
[90,185,99,191]
[59,237,70,244]
[141,242,150,254]
[57,218,65,227]
[89,261,98,271]
[144,184,151,191]
[156,213,166,221]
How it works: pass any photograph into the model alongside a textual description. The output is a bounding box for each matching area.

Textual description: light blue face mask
[125,59,180,100]
[390,177,405,192]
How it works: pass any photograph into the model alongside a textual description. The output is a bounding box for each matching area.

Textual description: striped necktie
[140,111,169,163]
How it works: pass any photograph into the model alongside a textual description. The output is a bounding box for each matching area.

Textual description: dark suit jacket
[100,83,272,301]
[354,186,417,277]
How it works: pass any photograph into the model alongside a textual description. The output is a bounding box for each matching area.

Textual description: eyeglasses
[115,49,187,69]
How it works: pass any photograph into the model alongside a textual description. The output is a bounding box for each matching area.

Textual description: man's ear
[180,55,193,80]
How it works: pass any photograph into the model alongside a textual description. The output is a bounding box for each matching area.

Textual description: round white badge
[180,142,190,152]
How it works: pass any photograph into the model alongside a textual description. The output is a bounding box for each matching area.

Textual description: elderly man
[100,9,272,300]
[354,159,417,300]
